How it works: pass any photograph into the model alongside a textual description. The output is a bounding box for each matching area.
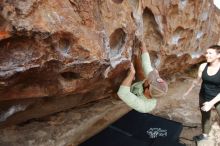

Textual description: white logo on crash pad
[146,128,167,138]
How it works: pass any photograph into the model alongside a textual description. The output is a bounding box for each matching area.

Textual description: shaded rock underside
[0,0,220,130]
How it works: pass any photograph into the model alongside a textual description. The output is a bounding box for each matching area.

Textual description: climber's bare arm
[140,41,148,53]
[182,63,206,98]
[121,63,135,87]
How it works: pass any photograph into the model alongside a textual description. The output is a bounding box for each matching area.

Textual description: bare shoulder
[199,63,207,72]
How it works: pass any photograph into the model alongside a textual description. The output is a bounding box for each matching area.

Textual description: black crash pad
[80,110,185,146]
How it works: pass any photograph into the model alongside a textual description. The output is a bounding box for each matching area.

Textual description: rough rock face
[0,0,219,125]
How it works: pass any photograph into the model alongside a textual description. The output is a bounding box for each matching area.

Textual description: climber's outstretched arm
[120,63,135,87]
[140,41,153,77]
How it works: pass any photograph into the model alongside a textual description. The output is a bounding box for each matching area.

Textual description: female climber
[117,41,168,113]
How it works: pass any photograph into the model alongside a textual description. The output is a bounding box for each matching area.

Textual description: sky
[214,0,220,9]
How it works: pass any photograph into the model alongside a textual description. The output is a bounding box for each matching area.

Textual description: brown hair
[209,45,220,53]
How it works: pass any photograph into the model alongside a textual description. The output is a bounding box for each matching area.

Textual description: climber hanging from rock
[117,41,168,113]
[117,0,168,113]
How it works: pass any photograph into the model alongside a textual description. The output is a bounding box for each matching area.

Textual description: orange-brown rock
[0,0,219,126]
